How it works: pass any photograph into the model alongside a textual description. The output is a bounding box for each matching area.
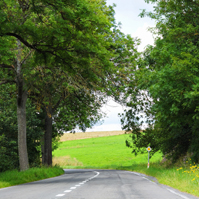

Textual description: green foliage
[26,102,44,166]
[53,91,105,133]
[0,85,18,172]
[0,0,138,94]
[121,0,199,163]
[0,134,18,172]
[0,85,44,170]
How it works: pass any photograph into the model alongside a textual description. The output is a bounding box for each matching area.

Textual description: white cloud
[87,124,122,132]
[131,23,155,52]
[86,99,125,132]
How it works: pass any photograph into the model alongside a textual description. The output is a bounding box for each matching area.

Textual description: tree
[28,28,138,166]
[0,0,138,169]
[121,0,199,163]
[29,68,106,165]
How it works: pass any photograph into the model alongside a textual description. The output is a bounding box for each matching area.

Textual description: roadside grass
[117,163,199,197]
[0,166,64,189]
[53,133,199,197]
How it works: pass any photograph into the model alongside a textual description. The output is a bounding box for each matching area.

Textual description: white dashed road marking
[64,190,71,193]
[56,194,65,197]
[55,171,100,197]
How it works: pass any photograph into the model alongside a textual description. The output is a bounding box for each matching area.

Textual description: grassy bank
[0,166,64,188]
[53,132,199,197]
[118,163,199,197]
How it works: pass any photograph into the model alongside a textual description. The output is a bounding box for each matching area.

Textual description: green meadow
[53,134,161,169]
[53,133,199,197]
[53,134,162,168]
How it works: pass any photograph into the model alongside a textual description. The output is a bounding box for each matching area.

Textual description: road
[0,169,198,199]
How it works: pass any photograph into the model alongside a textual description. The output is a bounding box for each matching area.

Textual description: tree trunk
[43,105,53,166]
[41,134,45,165]
[17,89,29,171]
[16,39,29,171]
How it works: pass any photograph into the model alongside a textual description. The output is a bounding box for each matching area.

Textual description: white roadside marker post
[146,146,151,168]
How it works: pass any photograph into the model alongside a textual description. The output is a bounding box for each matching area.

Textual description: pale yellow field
[53,156,83,167]
[59,130,125,142]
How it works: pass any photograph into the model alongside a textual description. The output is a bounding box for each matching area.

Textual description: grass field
[54,133,161,168]
[53,131,199,197]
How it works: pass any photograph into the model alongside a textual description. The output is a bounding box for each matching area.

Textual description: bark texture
[16,39,29,171]
[43,106,53,166]
[17,89,29,171]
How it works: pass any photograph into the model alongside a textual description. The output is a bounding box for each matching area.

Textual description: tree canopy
[0,0,138,170]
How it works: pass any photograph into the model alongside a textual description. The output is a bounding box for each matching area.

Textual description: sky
[86,0,156,132]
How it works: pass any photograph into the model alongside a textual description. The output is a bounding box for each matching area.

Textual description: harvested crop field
[59,130,125,142]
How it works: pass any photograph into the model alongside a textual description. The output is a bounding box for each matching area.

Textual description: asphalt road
[0,169,198,199]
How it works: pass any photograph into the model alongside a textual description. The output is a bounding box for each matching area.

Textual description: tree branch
[52,95,64,113]
[0,64,14,69]
[20,49,34,66]
[0,80,16,85]
[5,33,75,72]
[6,33,37,50]
[5,33,62,58]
